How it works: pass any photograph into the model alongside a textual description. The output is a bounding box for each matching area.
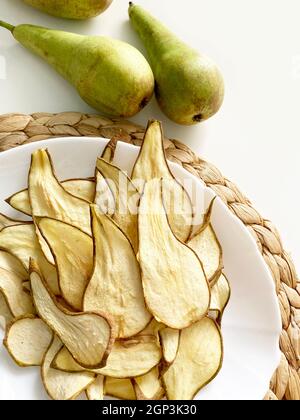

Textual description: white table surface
[1,0,300,274]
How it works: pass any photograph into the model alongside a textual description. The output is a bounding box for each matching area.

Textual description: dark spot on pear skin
[139,96,150,110]
[193,114,203,122]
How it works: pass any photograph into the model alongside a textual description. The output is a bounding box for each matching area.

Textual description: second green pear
[0,21,154,118]
[129,4,225,125]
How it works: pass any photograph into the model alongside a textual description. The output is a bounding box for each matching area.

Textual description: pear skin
[23,0,113,20]
[129,4,224,125]
[0,22,154,118]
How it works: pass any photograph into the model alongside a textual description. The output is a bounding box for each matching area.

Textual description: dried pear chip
[52,336,162,378]
[30,261,114,370]
[0,291,13,330]
[0,265,34,317]
[132,120,193,242]
[35,225,55,265]
[7,179,95,217]
[94,171,115,215]
[139,319,164,337]
[42,335,95,401]
[163,317,223,400]
[84,205,151,339]
[38,218,93,311]
[209,273,231,324]
[188,199,223,285]
[96,158,139,252]
[28,149,91,235]
[0,250,28,279]
[159,328,180,365]
[4,316,52,367]
[138,179,210,329]
[0,224,59,294]
[134,367,164,400]
[101,138,117,163]
[86,375,104,400]
[0,213,31,230]
[105,377,136,400]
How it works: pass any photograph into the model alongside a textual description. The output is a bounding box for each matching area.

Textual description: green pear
[129,3,224,125]
[23,0,113,20]
[0,21,154,118]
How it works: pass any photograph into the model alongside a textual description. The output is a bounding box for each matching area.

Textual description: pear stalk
[0,21,15,32]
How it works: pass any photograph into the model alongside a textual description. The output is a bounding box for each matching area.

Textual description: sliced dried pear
[42,335,95,401]
[86,375,104,400]
[105,377,136,400]
[94,170,115,215]
[0,224,59,294]
[0,266,35,317]
[0,250,28,279]
[6,179,96,217]
[38,218,93,311]
[139,319,164,337]
[134,367,164,400]
[35,225,55,265]
[209,273,231,324]
[138,179,210,329]
[132,120,193,242]
[188,199,223,285]
[0,213,30,230]
[4,316,52,367]
[84,205,151,339]
[163,317,223,400]
[96,158,139,252]
[28,149,91,235]
[101,138,117,163]
[0,291,13,330]
[159,328,180,365]
[30,261,114,370]
[52,335,162,378]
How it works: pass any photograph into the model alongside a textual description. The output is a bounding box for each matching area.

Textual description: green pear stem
[0,20,15,33]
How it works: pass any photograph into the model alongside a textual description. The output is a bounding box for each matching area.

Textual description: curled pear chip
[28,149,91,235]
[84,206,151,339]
[4,316,52,367]
[42,336,95,401]
[38,218,93,311]
[96,158,139,252]
[86,375,104,400]
[105,377,136,400]
[0,213,30,230]
[30,262,114,369]
[138,179,210,329]
[134,367,164,400]
[53,336,162,378]
[7,179,96,216]
[0,224,59,294]
[210,273,231,324]
[163,318,223,400]
[0,250,28,279]
[132,120,193,242]
[188,200,223,285]
[159,328,180,365]
[0,291,13,330]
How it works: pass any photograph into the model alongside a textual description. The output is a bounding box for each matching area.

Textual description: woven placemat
[0,111,299,400]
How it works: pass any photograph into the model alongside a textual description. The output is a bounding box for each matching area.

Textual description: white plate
[0,137,281,400]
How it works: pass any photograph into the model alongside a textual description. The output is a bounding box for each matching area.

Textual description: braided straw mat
[0,111,299,400]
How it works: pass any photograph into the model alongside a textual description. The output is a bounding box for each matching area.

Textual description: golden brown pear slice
[0,291,13,330]
[101,138,118,163]
[6,179,96,217]
[29,261,114,370]
[4,316,53,367]
[163,317,223,400]
[28,149,91,235]
[209,273,231,324]
[188,199,223,285]
[96,158,140,252]
[105,377,136,400]
[38,218,93,311]
[86,375,104,400]
[84,205,151,339]
[52,335,162,378]
[138,179,210,329]
[0,213,30,230]
[0,250,28,279]
[42,335,95,401]
[159,328,180,365]
[131,120,193,242]
[0,224,59,294]
[134,367,164,400]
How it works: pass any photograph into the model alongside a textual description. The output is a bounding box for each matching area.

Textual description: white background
[1,0,300,273]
